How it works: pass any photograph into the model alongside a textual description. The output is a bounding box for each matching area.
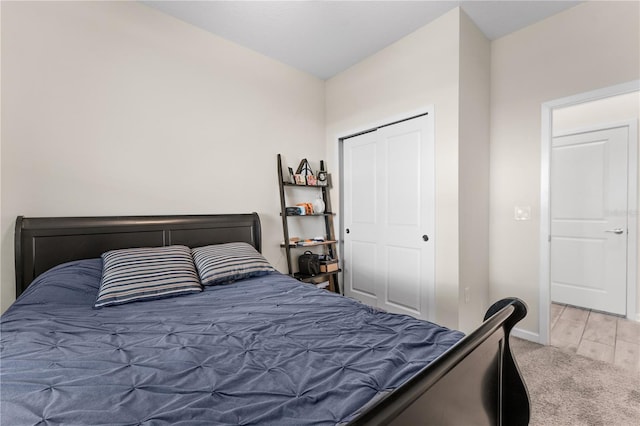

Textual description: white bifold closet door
[343,113,434,320]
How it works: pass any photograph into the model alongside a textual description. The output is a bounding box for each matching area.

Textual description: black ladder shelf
[277,154,341,293]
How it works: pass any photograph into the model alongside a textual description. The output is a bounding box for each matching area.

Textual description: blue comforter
[1,260,464,425]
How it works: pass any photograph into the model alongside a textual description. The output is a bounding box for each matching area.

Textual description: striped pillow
[95,245,202,308]
[192,242,275,286]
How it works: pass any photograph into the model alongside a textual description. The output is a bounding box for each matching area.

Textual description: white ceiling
[143,1,583,80]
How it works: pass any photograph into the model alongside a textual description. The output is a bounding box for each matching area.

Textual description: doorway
[340,111,435,320]
[540,81,640,345]
[550,124,631,315]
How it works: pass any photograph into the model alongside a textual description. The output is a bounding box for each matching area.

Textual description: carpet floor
[511,337,640,425]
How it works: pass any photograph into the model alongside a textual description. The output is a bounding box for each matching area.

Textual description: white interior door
[550,125,629,315]
[343,114,434,320]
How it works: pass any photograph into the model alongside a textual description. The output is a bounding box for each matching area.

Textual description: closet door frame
[336,106,435,321]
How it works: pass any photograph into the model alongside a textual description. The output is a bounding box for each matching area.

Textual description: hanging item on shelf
[296,158,313,175]
[296,158,315,185]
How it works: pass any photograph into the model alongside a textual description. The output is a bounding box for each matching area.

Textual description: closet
[342,113,434,319]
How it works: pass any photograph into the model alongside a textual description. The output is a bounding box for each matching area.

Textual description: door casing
[540,80,640,345]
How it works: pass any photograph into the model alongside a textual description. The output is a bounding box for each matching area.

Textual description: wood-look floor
[550,303,640,372]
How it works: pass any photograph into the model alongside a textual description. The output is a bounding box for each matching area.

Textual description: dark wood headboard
[15,213,261,297]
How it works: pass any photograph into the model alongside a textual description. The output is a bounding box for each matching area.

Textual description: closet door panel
[343,113,435,320]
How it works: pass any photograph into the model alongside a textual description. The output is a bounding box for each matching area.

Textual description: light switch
[514,206,531,221]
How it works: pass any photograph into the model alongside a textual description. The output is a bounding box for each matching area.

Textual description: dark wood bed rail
[15,213,261,297]
[350,298,529,425]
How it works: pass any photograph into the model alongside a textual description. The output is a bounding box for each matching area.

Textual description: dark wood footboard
[349,298,530,426]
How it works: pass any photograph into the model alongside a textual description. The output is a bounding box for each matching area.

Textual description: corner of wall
[457,9,491,333]
[324,7,463,330]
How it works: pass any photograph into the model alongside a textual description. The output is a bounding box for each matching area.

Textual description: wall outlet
[464,287,470,303]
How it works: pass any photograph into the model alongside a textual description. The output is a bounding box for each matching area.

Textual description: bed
[2,213,530,425]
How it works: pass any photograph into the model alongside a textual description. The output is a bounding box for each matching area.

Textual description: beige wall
[490,1,640,333]
[553,92,640,134]
[3,1,638,334]
[326,8,461,328]
[0,1,326,312]
[553,92,640,318]
[326,8,491,332]
[458,12,491,332]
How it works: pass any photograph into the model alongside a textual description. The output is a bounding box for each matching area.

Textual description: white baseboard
[635,313,640,323]
[511,327,541,344]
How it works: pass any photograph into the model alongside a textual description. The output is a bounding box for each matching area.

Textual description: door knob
[604,228,624,234]
[345,228,350,234]
[422,235,429,242]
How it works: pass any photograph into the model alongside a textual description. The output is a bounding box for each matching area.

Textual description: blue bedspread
[1,260,464,425]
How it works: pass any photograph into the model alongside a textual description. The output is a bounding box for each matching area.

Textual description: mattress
[1,259,464,425]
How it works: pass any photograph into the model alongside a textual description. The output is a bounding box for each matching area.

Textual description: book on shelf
[297,239,322,246]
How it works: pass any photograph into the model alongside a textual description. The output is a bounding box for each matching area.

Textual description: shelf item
[282,182,329,188]
[315,281,330,290]
[277,154,340,294]
[280,240,337,248]
[294,271,342,284]
[281,212,335,217]
[320,259,339,273]
[312,197,325,214]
